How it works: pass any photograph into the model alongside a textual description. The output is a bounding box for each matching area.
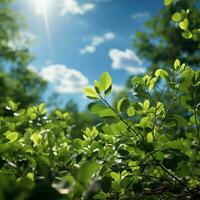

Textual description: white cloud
[35,65,89,94]
[131,11,149,20]
[112,84,124,92]
[109,49,146,74]
[60,0,95,15]
[80,32,115,54]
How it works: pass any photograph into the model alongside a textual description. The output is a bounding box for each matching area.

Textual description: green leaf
[77,161,100,184]
[127,106,136,117]
[172,12,182,22]
[38,103,46,113]
[190,115,195,124]
[155,69,168,79]
[143,100,150,111]
[93,192,107,200]
[164,121,176,128]
[100,72,112,95]
[179,18,189,30]
[94,80,102,94]
[164,0,173,6]
[17,173,35,189]
[147,132,153,143]
[174,59,180,70]
[110,172,120,181]
[148,77,157,91]
[117,98,129,113]
[139,116,151,127]
[112,181,121,191]
[8,100,18,111]
[31,133,42,146]
[84,87,100,99]
[166,139,186,150]
[182,30,193,39]
[173,114,189,127]
[5,132,18,143]
[131,76,144,86]
[89,103,116,118]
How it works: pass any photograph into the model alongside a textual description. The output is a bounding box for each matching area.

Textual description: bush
[0,61,199,199]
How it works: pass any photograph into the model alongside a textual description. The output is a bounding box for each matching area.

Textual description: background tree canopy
[133,0,200,70]
[0,0,47,112]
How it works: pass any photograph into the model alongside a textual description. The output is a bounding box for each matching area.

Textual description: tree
[0,0,47,112]
[133,0,200,70]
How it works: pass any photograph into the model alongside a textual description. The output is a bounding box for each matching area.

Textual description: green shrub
[0,61,199,199]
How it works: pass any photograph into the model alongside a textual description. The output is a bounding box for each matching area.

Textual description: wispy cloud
[112,84,124,92]
[32,65,89,94]
[60,0,95,16]
[131,11,149,20]
[80,32,115,54]
[109,49,146,74]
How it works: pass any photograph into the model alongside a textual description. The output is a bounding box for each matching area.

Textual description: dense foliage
[0,0,200,200]
[133,0,200,70]
[0,62,199,199]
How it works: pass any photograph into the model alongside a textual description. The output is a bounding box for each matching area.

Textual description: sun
[34,0,50,14]
[31,0,53,57]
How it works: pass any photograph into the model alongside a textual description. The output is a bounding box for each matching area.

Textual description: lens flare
[35,0,49,14]
[34,0,53,58]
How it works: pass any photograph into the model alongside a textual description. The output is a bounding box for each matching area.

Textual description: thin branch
[149,151,192,194]
[100,96,142,140]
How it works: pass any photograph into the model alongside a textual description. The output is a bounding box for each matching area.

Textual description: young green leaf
[148,77,157,91]
[179,18,189,30]
[84,87,100,99]
[31,133,42,146]
[182,30,193,39]
[143,100,150,111]
[127,106,135,117]
[174,59,180,70]
[164,0,173,6]
[147,132,153,143]
[117,98,129,113]
[94,80,102,94]
[8,100,18,112]
[172,12,182,22]
[110,172,120,181]
[5,132,18,143]
[100,72,112,95]
[155,69,168,79]
[131,76,144,86]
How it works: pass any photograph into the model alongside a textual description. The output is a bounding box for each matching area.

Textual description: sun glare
[34,0,50,14]
[32,0,53,58]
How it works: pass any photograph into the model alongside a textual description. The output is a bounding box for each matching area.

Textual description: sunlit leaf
[5,132,18,143]
[127,106,136,117]
[77,161,100,184]
[117,98,129,113]
[147,132,153,143]
[31,133,42,145]
[84,87,100,99]
[179,18,189,30]
[143,100,150,111]
[164,0,173,6]
[100,72,112,95]
[172,12,183,22]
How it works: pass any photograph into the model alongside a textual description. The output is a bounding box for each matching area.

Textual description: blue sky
[13,0,164,110]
